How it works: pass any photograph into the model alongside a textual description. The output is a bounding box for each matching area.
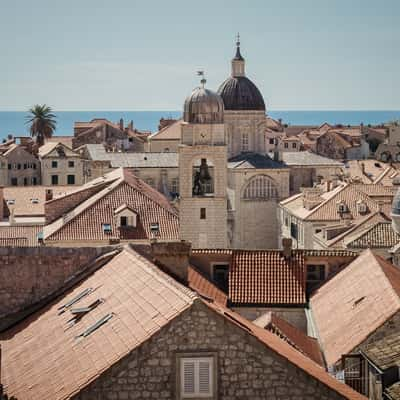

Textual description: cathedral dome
[183,85,224,124]
[217,36,266,112]
[217,76,265,111]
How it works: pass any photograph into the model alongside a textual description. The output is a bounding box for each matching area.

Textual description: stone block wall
[0,246,115,320]
[73,300,347,400]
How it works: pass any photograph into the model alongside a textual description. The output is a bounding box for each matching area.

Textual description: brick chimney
[282,238,292,259]
[45,189,53,201]
[151,240,191,283]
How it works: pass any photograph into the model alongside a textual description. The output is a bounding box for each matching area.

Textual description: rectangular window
[7,163,11,170]
[292,142,297,148]
[200,208,206,220]
[68,160,75,168]
[213,264,229,292]
[17,163,21,170]
[306,264,326,297]
[242,133,249,151]
[120,216,128,227]
[290,222,298,239]
[67,174,75,185]
[284,142,289,148]
[51,175,59,185]
[23,177,28,186]
[32,177,37,185]
[11,177,18,186]
[23,163,27,169]
[269,138,274,144]
[180,357,213,398]
[51,161,58,168]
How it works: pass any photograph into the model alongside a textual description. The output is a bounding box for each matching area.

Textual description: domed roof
[217,76,265,111]
[183,86,224,124]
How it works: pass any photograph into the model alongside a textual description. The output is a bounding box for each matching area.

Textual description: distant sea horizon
[1,110,400,140]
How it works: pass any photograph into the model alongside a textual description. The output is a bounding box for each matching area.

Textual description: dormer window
[337,201,348,214]
[114,204,137,229]
[357,200,368,214]
[102,223,112,234]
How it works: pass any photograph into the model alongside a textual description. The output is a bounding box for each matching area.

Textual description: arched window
[242,175,278,200]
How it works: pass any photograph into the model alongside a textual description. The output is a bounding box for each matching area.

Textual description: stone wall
[0,246,115,320]
[73,300,347,400]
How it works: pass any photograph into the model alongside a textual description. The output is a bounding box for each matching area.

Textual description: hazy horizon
[1,0,400,111]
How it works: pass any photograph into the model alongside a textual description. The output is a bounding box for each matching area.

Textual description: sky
[1,0,400,111]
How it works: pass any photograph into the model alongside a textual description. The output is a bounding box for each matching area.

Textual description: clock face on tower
[199,131,209,143]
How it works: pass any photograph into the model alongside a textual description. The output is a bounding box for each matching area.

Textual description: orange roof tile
[311,249,400,366]
[205,301,366,400]
[44,169,179,243]
[188,265,228,306]
[0,225,42,247]
[229,250,306,305]
[253,312,324,366]
[0,247,196,400]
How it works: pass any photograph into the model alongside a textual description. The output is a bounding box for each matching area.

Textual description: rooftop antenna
[197,70,206,88]
[236,32,240,48]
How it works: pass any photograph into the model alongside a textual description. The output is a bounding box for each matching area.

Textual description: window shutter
[182,361,195,395]
[198,360,212,395]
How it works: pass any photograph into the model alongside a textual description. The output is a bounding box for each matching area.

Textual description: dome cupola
[217,35,266,111]
[183,73,224,124]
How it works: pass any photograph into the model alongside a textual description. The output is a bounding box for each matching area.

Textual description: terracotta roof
[281,183,388,222]
[229,250,306,305]
[188,265,228,306]
[0,225,42,247]
[191,249,233,255]
[149,119,183,140]
[44,168,179,243]
[1,245,365,400]
[4,186,76,217]
[345,221,400,249]
[361,330,400,370]
[253,311,324,366]
[0,247,196,400]
[206,301,366,400]
[44,136,73,148]
[311,249,400,366]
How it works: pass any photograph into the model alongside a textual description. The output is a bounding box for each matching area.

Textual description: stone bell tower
[178,73,228,248]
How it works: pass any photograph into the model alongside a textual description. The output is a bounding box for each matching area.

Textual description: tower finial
[236,32,240,48]
[197,70,206,88]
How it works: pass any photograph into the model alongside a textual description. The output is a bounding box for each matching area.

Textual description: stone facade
[179,122,228,248]
[225,110,266,158]
[40,143,85,186]
[4,146,40,186]
[73,300,347,400]
[228,168,289,249]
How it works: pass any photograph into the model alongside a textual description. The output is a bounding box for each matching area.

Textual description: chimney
[119,118,124,131]
[0,187,3,221]
[360,162,366,176]
[151,240,191,283]
[45,189,53,201]
[282,238,292,259]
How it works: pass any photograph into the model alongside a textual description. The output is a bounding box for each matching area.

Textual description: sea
[1,110,400,140]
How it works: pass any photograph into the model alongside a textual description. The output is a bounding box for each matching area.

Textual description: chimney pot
[45,189,53,201]
[282,238,292,259]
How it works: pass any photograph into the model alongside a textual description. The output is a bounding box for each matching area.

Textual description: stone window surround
[175,351,218,400]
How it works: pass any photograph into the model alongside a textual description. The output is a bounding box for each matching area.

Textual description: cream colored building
[39,142,85,186]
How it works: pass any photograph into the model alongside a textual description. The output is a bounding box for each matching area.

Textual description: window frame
[176,352,217,400]
[51,160,58,169]
[67,174,75,185]
[51,174,59,185]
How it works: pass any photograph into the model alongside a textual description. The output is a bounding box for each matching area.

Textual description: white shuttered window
[181,357,213,398]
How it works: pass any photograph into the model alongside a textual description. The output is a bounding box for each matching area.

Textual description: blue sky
[1,0,399,111]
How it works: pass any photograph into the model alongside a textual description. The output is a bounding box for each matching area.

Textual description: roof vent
[356,200,368,214]
[353,296,365,307]
[6,199,15,205]
[30,198,39,204]
[58,288,93,315]
[76,313,114,339]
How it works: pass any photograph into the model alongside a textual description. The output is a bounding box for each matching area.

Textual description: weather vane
[197,70,206,87]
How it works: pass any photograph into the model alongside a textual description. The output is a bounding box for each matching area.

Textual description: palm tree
[26,104,57,146]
